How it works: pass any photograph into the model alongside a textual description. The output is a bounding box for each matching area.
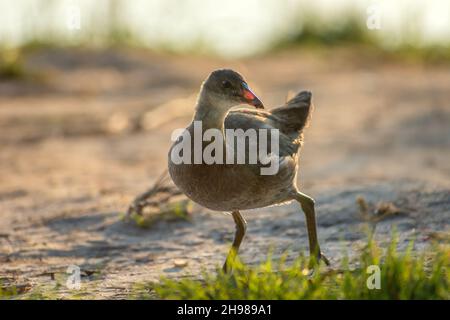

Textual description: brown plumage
[168,69,329,271]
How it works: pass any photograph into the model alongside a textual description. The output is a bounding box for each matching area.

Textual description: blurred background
[0,0,449,298]
[1,0,450,56]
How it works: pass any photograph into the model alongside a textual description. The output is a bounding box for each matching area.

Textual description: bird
[168,69,329,272]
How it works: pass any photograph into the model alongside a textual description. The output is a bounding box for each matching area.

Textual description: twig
[126,170,183,219]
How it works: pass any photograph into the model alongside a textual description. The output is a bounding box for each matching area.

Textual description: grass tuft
[153,237,449,300]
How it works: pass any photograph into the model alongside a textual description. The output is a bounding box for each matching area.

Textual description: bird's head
[200,69,264,111]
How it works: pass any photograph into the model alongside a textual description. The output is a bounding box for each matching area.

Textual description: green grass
[2,235,448,300]
[151,237,449,300]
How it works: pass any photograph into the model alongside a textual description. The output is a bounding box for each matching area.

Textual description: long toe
[320,252,331,266]
[308,252,331,269]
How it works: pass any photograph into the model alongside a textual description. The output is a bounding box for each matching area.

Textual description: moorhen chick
[168,69,329,271]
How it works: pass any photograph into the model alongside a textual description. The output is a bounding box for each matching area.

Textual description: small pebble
[173,259,188,268]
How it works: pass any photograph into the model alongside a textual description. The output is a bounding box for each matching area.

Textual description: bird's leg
[293,191,330,267]
[223,210,247,273]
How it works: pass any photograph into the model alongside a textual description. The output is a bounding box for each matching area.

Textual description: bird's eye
[222,80,232,89]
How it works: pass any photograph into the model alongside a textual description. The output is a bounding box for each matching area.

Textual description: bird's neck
[193,90,229,133]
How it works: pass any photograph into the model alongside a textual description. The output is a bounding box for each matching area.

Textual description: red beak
[242,82,264,109]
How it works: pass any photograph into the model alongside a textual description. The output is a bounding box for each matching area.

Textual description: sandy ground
[0,48,449,298]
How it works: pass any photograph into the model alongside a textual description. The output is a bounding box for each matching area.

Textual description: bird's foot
[303,252,330,278]
[308,251,331,269]
[319,251,330,266]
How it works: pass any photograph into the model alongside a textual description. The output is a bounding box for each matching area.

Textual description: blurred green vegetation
[0,49,27,80]
[149,237,449,300]
[272,10,450,64]
[278,11,375,47]
[0,5,449,67]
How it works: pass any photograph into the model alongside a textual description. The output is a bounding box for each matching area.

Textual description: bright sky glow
[0,0,448,57]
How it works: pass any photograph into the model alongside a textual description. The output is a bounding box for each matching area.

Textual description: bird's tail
[270,90,313,136]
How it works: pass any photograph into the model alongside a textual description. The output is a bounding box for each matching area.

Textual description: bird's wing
[225,109,299,158]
